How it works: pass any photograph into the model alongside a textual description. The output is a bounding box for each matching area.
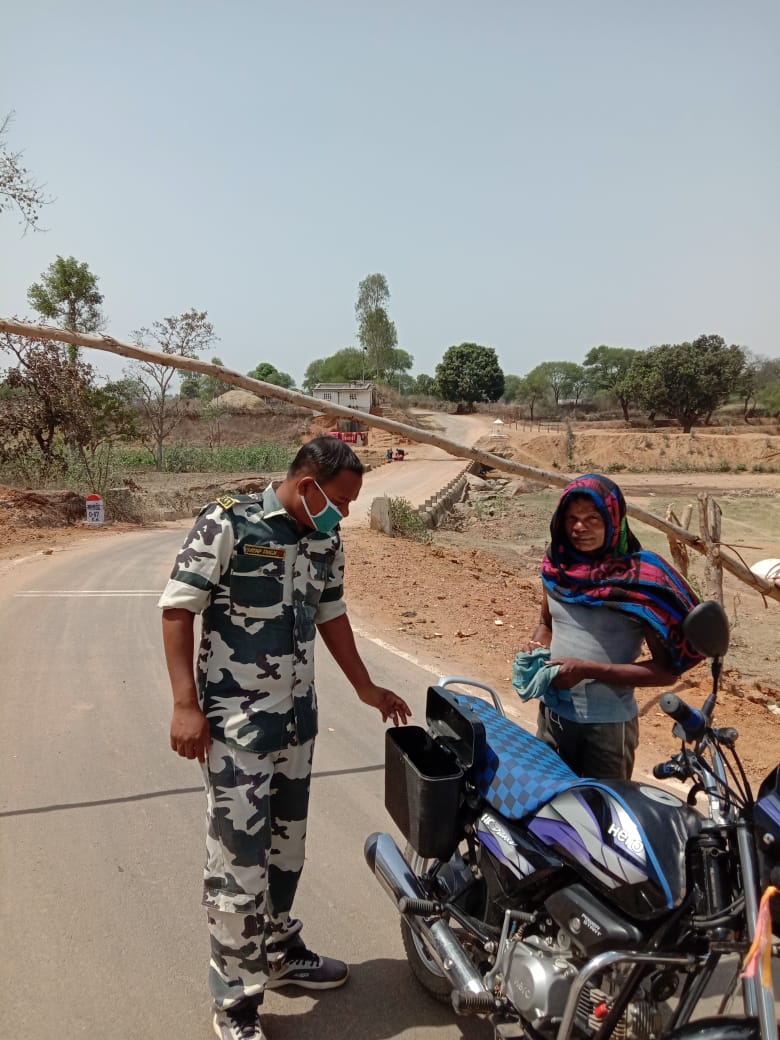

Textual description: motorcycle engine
[492,921,671,1040]
[574,971,670,1040]
[493,927,576,1029]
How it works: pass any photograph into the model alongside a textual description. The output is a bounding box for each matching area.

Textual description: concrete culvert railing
[418,467,471,528]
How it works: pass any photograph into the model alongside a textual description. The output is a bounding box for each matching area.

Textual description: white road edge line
[351,625,440,677]
[15,591,162,597]
[13,597,442,675]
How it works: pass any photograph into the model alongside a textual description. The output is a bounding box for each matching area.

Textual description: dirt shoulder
[341,523,779,788]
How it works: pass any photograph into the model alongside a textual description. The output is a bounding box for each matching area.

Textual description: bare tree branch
[0,113,53,233]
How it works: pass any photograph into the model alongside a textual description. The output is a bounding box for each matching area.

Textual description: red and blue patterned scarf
[541,474,703,673]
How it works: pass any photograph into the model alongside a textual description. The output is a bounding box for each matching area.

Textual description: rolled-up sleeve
[158,504,233,613]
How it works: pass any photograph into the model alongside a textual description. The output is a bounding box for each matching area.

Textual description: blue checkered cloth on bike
[452,694,577,821]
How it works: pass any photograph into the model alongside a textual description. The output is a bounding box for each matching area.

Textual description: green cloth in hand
[511,647,566,704]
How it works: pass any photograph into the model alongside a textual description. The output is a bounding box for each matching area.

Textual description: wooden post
[698,494,724,605]
[665,503,692,577]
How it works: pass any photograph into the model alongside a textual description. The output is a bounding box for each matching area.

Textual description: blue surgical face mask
[302,480,343,534]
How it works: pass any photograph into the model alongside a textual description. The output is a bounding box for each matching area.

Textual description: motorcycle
[365,601,779,1040]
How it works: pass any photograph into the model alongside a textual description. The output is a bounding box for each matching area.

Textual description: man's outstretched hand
[357,684,412,726]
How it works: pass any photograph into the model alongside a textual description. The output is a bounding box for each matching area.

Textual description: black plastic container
[385,725,464,860]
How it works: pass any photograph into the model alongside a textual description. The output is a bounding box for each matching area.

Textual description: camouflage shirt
[158,485,346,752]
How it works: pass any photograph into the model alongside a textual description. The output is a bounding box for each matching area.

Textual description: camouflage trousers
[201,735,314,1009]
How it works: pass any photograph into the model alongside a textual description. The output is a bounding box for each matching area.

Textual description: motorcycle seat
[451,694,578,820]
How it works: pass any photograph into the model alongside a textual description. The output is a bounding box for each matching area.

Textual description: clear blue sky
[2,0,778,386]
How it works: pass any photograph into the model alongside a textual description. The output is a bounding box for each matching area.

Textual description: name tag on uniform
[243,545,286,559]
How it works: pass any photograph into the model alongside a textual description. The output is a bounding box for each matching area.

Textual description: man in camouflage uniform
[160,437,411,1040]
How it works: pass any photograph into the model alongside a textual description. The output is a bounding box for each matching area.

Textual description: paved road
[3,467,773,1037]
[342,411,496,527]
[0,530,491,1040]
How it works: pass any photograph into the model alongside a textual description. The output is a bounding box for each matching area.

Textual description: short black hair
[288,436,365,482]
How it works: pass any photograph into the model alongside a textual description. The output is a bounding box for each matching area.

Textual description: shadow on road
[0,763,384,817]
[263,956,493,1039]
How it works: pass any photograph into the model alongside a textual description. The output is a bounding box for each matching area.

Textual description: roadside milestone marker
[85,493,105,526]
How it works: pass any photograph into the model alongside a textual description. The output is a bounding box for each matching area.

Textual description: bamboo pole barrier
[2,317,778,603]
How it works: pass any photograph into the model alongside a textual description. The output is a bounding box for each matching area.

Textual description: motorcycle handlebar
[652,758,687,780]
[660,693,707,741]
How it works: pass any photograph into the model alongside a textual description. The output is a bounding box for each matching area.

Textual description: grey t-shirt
[546,597,645,723]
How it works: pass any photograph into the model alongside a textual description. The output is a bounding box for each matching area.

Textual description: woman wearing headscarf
[523,473,703,780]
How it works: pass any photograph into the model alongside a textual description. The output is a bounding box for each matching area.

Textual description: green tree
[435,343,504,411]
[198,356,232,401]
[179,373,204,399]
[738,353,780,419]
[583,345,640,421]
[321,347,367,383]
[565,364,590,408]
[623,334,746,432]
[355,273,398,379]
[302,358,327,393]
[394,373,417,395]
[1,112,51,232]
[413,373,439,397]
[758,378,780,417]
[501,374,523,403]
[515,368,550,421]
[382,347,414,381]
[303,348,367,391]
[355,273,390,316]
[620,352,665,424]
[130,309,217,469]
[247,362,295,389]
[358,307,397,379]
[534,360,583,407]
[27,255,105,334]
[77,378,142,489]
[202,400,231,447]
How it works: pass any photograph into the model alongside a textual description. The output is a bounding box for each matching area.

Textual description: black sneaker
[212,998,266,1040]
[265,944,349,990]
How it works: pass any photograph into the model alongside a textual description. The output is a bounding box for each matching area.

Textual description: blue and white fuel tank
[439,691,703,922]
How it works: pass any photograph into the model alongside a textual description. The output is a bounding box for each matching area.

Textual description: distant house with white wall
[312,381,375,412]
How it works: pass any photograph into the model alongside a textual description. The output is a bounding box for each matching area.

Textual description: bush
[0,448,67,488]
[387,496,431,543]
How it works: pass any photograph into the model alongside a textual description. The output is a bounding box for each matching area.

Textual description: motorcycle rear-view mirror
[683,600,730,659]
